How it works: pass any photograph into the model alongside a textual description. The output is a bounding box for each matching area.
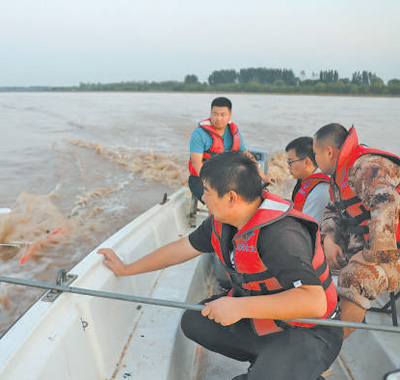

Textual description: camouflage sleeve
[349,155,400,262]
[320,200,348,251]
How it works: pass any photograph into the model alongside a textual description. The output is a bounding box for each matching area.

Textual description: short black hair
[211,97,232,111]
[285,136,317,166]
[199,151,262,202]
[314,123,349,149]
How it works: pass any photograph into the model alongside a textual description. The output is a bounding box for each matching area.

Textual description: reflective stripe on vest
[211,191,337,336]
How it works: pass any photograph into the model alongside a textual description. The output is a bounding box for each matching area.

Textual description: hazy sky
[1,0,399,86]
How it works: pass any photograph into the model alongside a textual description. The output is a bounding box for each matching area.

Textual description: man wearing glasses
[285,136,330,224]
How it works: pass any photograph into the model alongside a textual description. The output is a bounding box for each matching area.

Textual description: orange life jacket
[292,173,330,213]
[188,119,241,176]
[211,191,337,336]
[331,127,400,244]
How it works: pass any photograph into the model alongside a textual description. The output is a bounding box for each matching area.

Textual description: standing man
[188,97,272,203]
[99,151,342,380]
[285,136,330,223]
[313,123,400,338]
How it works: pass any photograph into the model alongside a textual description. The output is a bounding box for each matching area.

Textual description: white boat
[0,188,399,380]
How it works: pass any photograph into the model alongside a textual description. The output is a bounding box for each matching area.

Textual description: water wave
[69,139,188,188]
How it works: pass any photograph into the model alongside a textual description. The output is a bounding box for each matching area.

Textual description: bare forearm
[99,237,202,277]
[202,285,328,326]
[190,152,203,176]
[124,237,201,275]
[237,285,327,320]
[193,162,203,177]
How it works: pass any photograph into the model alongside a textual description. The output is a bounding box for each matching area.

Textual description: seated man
[313,123,400,338]
[188,96,271,203]
[99,151,343,380]
[285,136,330,223]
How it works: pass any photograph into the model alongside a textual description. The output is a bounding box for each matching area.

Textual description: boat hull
[0,188,210,380]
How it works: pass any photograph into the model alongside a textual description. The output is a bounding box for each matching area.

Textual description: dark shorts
[188,175,205,204]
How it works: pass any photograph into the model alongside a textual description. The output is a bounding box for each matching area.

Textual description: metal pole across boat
[0,275,204,312]
[1,275,400,334]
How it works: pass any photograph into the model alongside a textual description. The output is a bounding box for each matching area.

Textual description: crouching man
[99,151,343,380]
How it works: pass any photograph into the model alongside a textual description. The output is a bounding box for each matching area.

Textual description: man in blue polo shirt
[188,97,270,203]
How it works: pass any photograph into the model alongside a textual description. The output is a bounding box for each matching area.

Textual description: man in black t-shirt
[98,151,343,380]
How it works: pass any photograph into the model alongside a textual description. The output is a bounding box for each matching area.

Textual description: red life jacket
[292,172,330,212]
[188,119,241,176]
[331,126,400,245]
[211,191,337,336]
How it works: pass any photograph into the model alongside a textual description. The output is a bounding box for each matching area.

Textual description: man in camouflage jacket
[313,123,400,338]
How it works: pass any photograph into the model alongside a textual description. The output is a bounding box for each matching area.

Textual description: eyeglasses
[287,157,306,167]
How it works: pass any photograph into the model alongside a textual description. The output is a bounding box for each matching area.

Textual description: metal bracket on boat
[41,268,78,302]
[370,290,399,326]
[160,193,169,205]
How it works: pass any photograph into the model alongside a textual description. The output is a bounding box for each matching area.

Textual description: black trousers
[181,296,343,380]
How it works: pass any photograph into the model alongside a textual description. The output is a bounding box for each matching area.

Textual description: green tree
[351,70,376,85]
[386,79,400,95]
[370,74,384,86]
[238,68,297,85]
[314,82,327,93]
[208,69,237,85]
[388,79,400,85]
[351,71,362,85]
[319,70,339,83]
[184,74,199,85]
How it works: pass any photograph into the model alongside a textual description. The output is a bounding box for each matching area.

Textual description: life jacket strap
[314,261,332,289]
[314,260,328,277]
[321,272,333,291]
[335,196,361,210]
[336,198,371,235]
[228,269,284,297]
[232,286,283,297]
[229,269,275,284]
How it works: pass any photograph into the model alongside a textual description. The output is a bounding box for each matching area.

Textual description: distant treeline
[2,67,400,96]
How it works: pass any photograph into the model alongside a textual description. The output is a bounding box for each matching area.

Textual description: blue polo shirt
[190,123,247,153]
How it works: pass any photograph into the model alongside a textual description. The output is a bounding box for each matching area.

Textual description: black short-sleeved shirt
[189,215,322,289]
